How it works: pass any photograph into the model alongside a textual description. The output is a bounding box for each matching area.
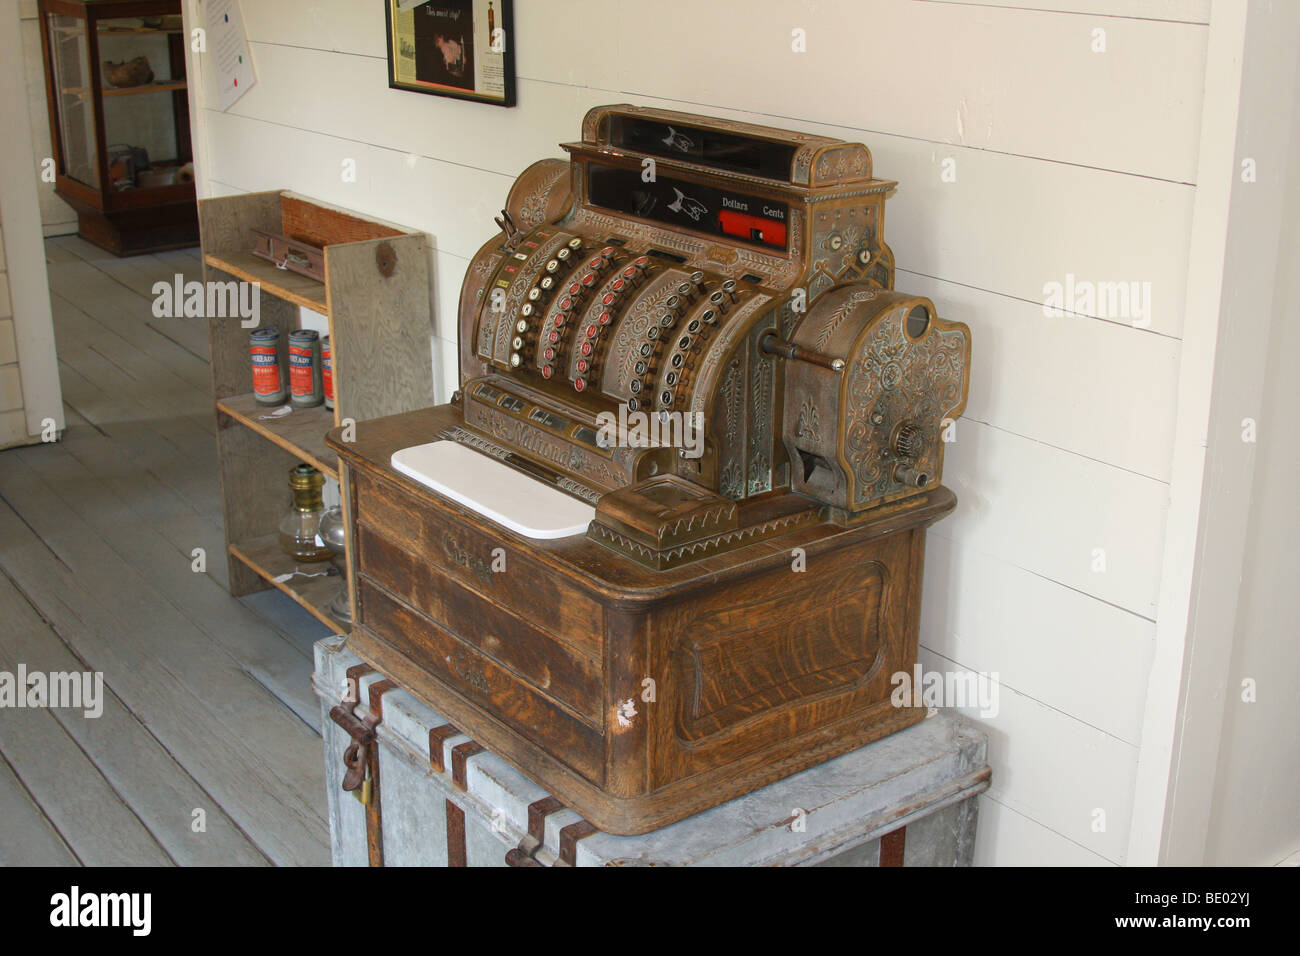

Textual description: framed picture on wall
[385,0,516,107]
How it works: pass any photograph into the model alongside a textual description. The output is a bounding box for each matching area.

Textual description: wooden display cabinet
[37,0,198,255]
[201,190,435,633]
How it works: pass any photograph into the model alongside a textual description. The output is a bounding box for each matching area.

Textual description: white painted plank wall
[182,0,1208,865]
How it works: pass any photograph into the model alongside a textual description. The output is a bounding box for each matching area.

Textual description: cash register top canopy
[572,104,878,189]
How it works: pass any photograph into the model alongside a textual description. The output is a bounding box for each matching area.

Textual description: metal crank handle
[760,332,846,373]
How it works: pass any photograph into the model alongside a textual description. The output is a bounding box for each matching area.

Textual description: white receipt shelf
[390,440,595,540]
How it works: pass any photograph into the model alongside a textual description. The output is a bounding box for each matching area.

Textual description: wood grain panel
[358,526,603,722]
[327,233,434,424]
[353,468,605,660]
[678,560,884,739]
[356,581,605,783]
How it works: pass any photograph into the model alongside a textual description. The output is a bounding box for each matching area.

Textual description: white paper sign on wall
[205,0,256,110]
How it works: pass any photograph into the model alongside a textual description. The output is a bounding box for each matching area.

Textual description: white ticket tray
[390,440,595,540]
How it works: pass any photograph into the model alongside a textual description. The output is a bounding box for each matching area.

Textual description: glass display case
[38,0,199,256]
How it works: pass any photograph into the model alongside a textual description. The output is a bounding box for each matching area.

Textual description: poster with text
[387,0,515,107]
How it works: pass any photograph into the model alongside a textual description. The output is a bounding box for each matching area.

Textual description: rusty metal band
[451,741,486,791]
[879,825,907,867]
[363,679,396,869]
[428,723,460,773]
[343,663,375,704]
[446,801,468,868]
[557,820,600,867]
[505,796,568,867]
[443,740,485,867]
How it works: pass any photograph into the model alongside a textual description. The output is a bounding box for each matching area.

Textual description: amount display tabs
[587,163,789,250]
[609,115,798,181]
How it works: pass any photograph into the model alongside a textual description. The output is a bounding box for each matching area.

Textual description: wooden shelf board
[205,251,330,314]
[98,27,186,35]
[102,81,188,97]
[230,536,347,635]
[216,393,339,480]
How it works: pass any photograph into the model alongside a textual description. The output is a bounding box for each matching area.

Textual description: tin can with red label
[321,335,334,410]
[250,328,286,404]
[288,329,324,407]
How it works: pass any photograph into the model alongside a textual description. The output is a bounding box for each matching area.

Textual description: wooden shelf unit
[202,190,435,629]
[229,535,347,635]
[202,249,329,313]
[102,80,188,97]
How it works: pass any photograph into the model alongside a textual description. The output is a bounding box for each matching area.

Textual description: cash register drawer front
[354,579,605,783]
[351,469,603,662]
[355,525,602,725]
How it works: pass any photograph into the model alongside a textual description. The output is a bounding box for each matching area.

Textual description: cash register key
[722,279,739,302]
[574,377,587,392]
[568,237,583,249]
[556,247,571,261]
[639,342,654,357]
[634,360,648,376]
[598,310,613,326]
[627,396,640,412]
[527,287,541,301]
[553,312,568,328]
[540,276,555,290]
[586,324,599,339]
[580,340,593,356]
[701,308,718,325]
[512,336,524,351]
[577,358,590,374]
[670,353,684,369]
[568,281,582,297]
[547,329,560,344]
[543,346,556,361]
[687,318,702,334]
[510,353,522,368]
[559,296,574,312]
[541,364,554,379]
[647,326,660,341]
[660,312,676,329]
[690,270,706,289]
[545,259,560,273]
[600,246,616,260]
[629,379,642,394]
[515,319,529,333]
[677,282,695,301]
[581,273,597,289]
[665,370,678,386]
[661,389,675,408]
[588,257,605,272]
[520,303,534,317]
[611,278,626,293]
[709,290,730,315]
[664,294,683,317]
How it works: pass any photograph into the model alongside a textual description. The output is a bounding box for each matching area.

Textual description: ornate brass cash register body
[329,106,971,835]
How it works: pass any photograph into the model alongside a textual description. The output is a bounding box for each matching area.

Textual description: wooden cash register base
[330,405,956,835]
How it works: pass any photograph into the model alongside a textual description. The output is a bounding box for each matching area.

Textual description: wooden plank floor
[0,237,333,866]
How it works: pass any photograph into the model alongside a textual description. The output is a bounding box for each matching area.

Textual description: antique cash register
[328,105,971,835]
